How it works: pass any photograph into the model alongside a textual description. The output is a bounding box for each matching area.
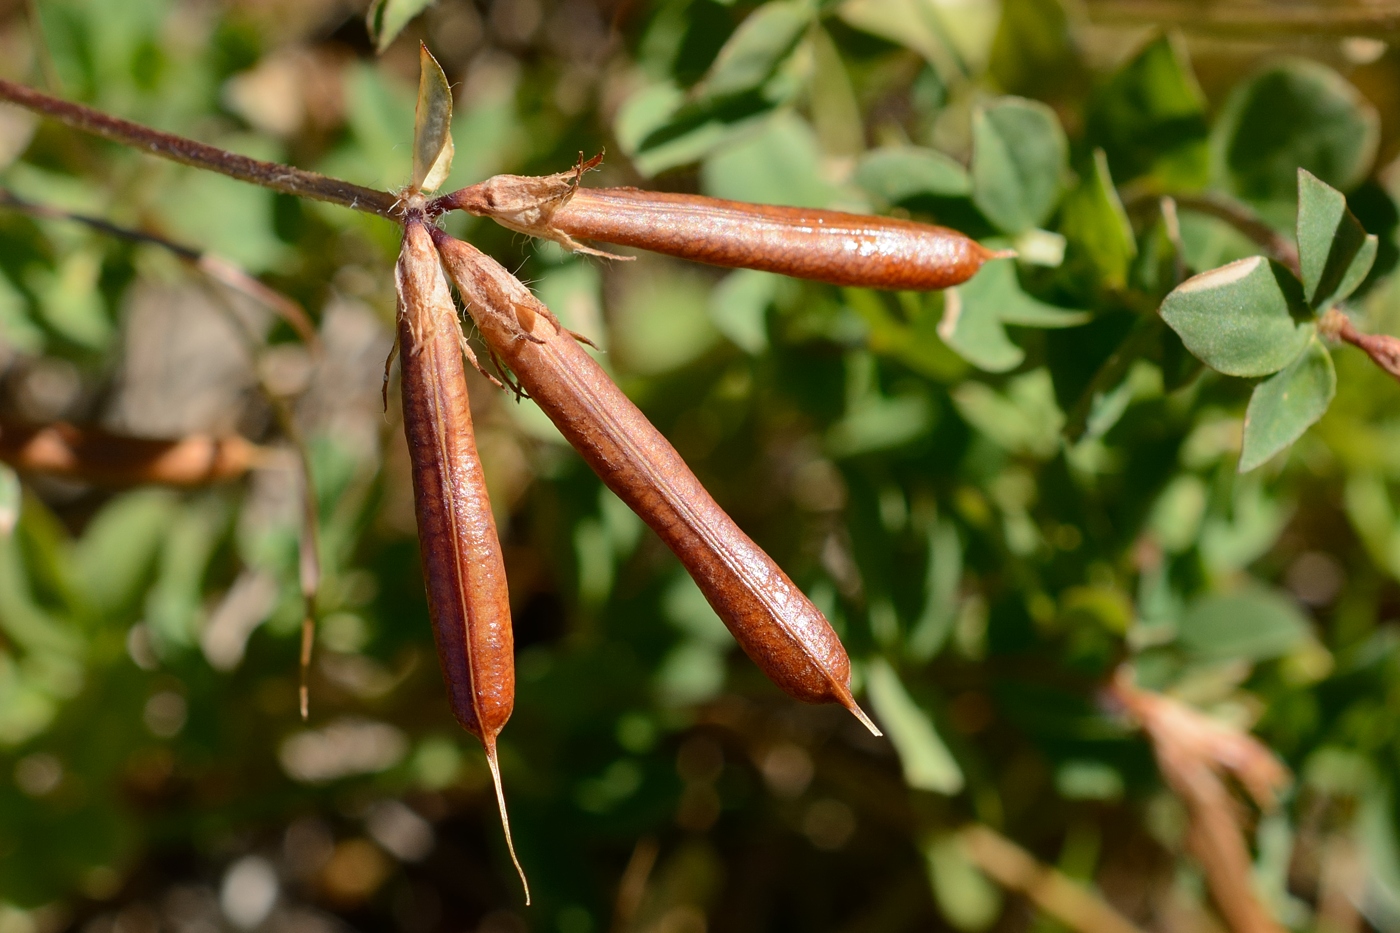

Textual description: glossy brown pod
[396,217,528,902]
[436,165,1001,291]
[431,228,879,734]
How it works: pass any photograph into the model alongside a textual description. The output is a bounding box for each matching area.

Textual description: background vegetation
[3,1,1400,932]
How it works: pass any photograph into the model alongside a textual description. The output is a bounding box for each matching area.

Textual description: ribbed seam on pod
[435,167,1000,291]
[395,217,529,903]
[430,228,879,736]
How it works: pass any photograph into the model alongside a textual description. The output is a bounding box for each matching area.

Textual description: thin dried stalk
[1085,1,1400,36]
[0,79,398,218]
[1110,669,1291,933]
[960,824,1150,933]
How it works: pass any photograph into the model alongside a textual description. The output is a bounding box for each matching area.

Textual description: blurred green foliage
[3,1,1400,932]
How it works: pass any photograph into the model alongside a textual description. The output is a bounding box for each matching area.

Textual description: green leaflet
[1214,58,1379,204]
[1296,169,1377,311]
[1240,334,1336,473]
[971,97,1068,234]
[866,658,964,794]
[1159,256,1312,377]
[855,145,971,204]
[366,0,436,53]
[1176,586,1311,661]
[940,258,1088,372]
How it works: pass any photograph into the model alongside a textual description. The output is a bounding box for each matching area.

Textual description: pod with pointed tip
[435,166,1002,291]
[395,217,529,903]
[431,228,880,734]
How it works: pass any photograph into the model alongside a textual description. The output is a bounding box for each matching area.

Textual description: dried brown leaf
[412,44,454,193]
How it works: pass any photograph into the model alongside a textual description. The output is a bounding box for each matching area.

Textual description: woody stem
[0,79,400,219]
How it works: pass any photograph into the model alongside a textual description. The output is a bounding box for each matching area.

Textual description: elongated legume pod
[435,167,1001,291]
[396,216,528,903]
[431,228,879,734]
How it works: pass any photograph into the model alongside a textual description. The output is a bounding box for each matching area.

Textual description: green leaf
[951,369,1064,459]
[844,290,969,382]
[366,0,435,53]
[74,490,178,613]
[855,145,971,204]
[1240,334,1335,472]
[411,44,454,192]
[826,391,934,457]
[1214,58,1379,204]
[808,24,864,157]
[1176,586,1310,661]
[1148,475,1208,553]
[709,269,776,354]
[1296,169,1378,310]
[1159,256,1312,377]
[1058,149,1137,290]
[906,519,962,663]
[27,250,112,349]
[971,98,1068,234]
[939,258,1089,372]
[700,112,840,208]
[0,269,43,354]
[926,835,1001,931]
[838,0,976,82]
[866,658,964,794]
[1086,33,1208,186]
[989,0,1077,99]
[616,82,776,178]
[696,1,811,100]
[0,465,18,538]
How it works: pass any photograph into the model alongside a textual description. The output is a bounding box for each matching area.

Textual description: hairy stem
[0,79,399,218]
[1321,307,1400,383]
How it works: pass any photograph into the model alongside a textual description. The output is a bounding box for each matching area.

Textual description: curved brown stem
[1125,191,1301,279]
[0,79,399,218]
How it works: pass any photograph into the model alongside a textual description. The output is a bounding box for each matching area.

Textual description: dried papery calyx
[432,156,1007,291]
[395,216,529,903]
[430,228,880,734]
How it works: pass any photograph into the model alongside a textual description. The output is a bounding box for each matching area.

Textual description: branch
[0,79,400,219]
[0,188,319,345]
[959,825,1150,933]
[1086,1,1400,36]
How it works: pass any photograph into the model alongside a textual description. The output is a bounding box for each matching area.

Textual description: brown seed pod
[431,228,879,734]
[396,216,529,902]
[434,160,1003,291]
[0,418,268,486]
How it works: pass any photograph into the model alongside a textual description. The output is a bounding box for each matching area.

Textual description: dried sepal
[412,44,454,193]
[432,153,625,258]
